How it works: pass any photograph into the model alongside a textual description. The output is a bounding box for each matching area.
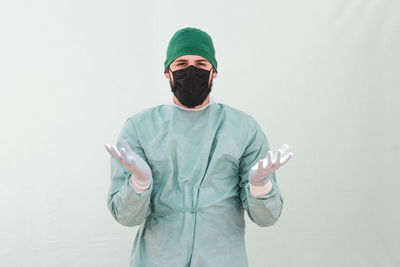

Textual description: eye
[177,63,186,66]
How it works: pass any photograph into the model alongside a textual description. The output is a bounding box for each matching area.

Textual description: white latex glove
[249,144,293,186]
[104,138,152,187]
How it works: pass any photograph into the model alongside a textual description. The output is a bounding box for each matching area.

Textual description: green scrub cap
[164,27,218,73]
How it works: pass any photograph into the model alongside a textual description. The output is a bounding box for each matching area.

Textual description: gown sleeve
[238,120,284,227]
[106,118,153,227]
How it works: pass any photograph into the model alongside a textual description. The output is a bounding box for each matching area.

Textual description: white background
[0,0,399,266]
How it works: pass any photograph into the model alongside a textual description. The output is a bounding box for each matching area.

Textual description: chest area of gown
[139,120,245,182]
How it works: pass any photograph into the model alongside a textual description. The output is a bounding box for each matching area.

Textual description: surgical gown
[106,103,284,267]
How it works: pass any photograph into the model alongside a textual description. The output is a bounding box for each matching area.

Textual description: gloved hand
[104,138,152,187]
[249,144,293,186]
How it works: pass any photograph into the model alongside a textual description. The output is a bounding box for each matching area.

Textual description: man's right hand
[104,138,152,187]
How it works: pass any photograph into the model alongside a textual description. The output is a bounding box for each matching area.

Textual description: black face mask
[169,65,213,108]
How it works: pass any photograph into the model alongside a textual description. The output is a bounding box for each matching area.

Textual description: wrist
[129,174,151,193]
[250,179,272,196]
[131,173,152,187]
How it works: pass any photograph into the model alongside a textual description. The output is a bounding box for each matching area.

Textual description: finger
[266,151,273,170]
[107,145,122,163]
[258,160,263,170]
[262,157,268,169]
[280,152,293,165]
[275,149,282,167]
[111,144,122,160]
[278,144,289,153]
[105,144,120,162]
[120,148,128,165]
[104,144,112,155]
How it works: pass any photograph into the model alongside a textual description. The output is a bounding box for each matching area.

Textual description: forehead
[173,54,209,62]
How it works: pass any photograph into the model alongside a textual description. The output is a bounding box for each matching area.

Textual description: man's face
[164,54,217,87]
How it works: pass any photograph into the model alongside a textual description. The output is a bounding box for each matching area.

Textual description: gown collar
[166,95,216,111]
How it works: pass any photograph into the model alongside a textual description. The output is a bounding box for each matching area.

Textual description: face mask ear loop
[168,67,175,92]
[208,66,215,90]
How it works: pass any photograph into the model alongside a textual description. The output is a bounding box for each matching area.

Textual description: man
[105,27,293,267]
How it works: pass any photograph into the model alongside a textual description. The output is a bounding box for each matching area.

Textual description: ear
[212,69,217,79]
[164,68,171,79]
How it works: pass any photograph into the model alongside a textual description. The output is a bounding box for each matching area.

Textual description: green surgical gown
[106,103,284,267]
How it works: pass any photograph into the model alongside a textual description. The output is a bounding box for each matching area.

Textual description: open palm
[249,144,293,186]
[104,138,152,185]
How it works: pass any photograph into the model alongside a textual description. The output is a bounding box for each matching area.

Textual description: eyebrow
[175,59,208,62]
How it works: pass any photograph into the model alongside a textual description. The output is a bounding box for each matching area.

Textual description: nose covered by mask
[169,65,213,108]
